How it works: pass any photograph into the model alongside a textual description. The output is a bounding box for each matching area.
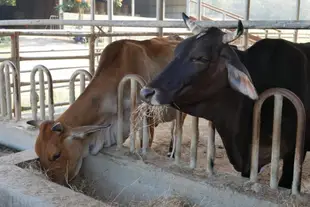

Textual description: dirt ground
[149,116,310,194]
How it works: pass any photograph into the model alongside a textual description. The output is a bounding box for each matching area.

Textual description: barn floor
[148,116,310,194]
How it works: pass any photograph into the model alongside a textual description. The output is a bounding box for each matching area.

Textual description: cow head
[27,120,110,185]
[140,13,258,108]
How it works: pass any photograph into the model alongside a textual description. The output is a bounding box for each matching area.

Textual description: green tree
[55,0,90,24]
[0,0,16,6]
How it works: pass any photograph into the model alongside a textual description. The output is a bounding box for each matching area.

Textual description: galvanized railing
[250,88,306,195]
[0,62,93,122]
[0,61,307,197]
[0,60,21,120]
[30,65,54,121]
[69,69,93,104]
[116,74,306,196]
[117,74,150,154]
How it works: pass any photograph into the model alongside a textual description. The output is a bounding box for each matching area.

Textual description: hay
[130,102,169,138]
[20,161,197,206]
[20,160,98,199]
[128,195,195,207]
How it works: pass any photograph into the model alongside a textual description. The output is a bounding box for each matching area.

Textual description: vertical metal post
[39,70,45,120]
[186,0,190,15]
[293,0,301,43]
[243,0,251,50]
[190,116,199,169]
[175,111,183,165]
[58,0,64,29]
[264,30,268,39]
[107,0,113,43]
[0,66,7,116]
[80,74,86,92]
[197,0,201,20]
[142,116,150,155]
[130,79,137,152]
[90,0,95,23]
[11,32,20,73]
[4,65,11,119]
[270,95,283,189]
[156,0,164,37]
[131,0,135,17]
[89,0,96,75]
[206,121,215,174]
[89,35,95,75]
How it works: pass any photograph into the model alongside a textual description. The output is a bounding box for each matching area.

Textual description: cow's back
[233,38,310,169]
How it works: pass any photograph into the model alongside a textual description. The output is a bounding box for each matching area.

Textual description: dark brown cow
[141,13,310,190]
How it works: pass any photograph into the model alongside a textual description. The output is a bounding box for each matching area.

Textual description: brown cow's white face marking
[27,120,111,185]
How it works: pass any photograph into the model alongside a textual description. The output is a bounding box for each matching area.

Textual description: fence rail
[1,19,310,29]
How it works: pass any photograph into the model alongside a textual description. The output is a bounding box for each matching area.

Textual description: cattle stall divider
[117,74,152,155]
[30,65,54,121]
[250,88,306,195]
[0,60,21,120]
[69,69,93,104]
[116,74,216,169]
[116,73,307,195]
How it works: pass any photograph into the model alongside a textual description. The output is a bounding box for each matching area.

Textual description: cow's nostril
[140,87,155,101]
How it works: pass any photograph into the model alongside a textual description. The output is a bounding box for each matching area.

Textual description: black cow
[140,12,310,190]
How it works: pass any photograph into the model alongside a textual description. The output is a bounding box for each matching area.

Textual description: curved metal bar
[206,121,215,174]
[69,69,92,104]
[30,65,54,120]
[117,74,146,151]
[190,116,199,169]
[0,61,21,120]
[250,88,306,195]
[175,111,183,165]
[130,79,137,152]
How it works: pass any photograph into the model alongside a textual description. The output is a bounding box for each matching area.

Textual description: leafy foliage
[0,0,16,6]
[55,0,89,12]
[114,0,122,8]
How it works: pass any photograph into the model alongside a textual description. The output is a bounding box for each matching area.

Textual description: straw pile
[130,102,169,137]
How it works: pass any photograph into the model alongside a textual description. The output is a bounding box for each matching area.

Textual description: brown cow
[26,35,187,185]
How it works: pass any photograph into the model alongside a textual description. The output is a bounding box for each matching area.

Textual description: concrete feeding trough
[0,150,107,207]
[0,121,309,207]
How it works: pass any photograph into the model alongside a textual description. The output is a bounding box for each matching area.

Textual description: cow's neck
[181,89,253,172]
[56,77,112,127]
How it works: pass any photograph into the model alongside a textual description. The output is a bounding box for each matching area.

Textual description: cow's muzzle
[140,87,161,105]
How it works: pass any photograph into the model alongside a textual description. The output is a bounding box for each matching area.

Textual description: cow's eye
[197,56,210,63]
[191,57,209,63]
[52,152,61,161]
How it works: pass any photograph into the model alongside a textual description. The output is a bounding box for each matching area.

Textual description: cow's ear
[182,12,203,35]
[66,124,111,140]
[51,122,64,134]
[222,20,244,44]
[226,62,258,100]
[26,120,43,128]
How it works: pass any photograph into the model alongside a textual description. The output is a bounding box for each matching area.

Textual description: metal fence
[117,74,306,196]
